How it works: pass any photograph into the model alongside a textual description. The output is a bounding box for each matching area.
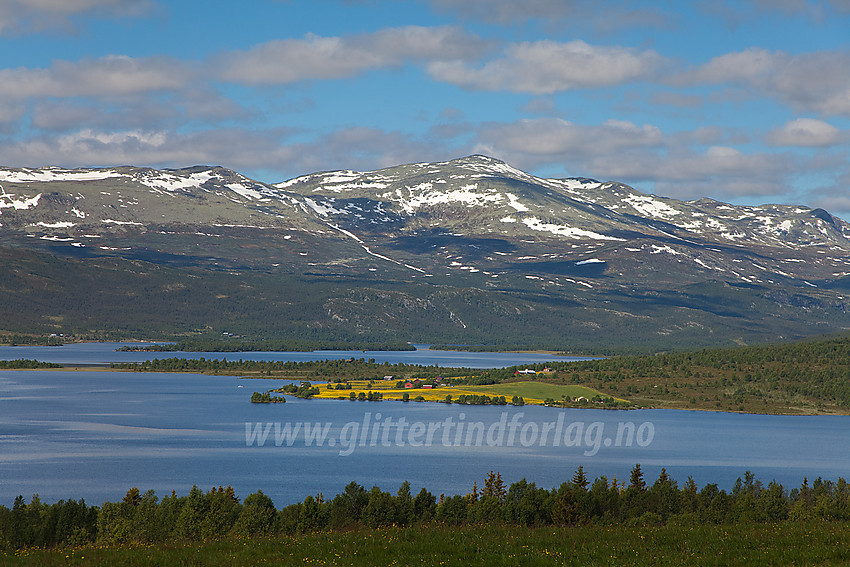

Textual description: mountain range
[1,155,848,352]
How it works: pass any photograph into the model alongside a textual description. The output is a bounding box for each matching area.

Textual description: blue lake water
[0,342,594,368]
[1,345,849,508]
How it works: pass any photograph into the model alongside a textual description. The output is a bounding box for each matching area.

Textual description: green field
[464,381,615,402]
[5,522,850,566]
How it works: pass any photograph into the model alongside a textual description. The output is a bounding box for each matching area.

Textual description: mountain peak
[452,154,507,166]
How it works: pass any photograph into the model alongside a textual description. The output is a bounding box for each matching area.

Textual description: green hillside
[2,245,845,354]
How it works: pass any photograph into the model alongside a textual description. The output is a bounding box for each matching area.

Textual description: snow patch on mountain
[319,181,390,193]
[390,183,507,214]
[0,192,41,212]
[40,235,75,242]
[651,244,683,256]
[576,258,605,265]
[506,193,529,212]
[135,171,214,192]
[102,219,143,226]
[0,168,123,183]
[34,221,75,229]
[318,171,362,185]
[226,183,263,200]
[277,170,365,189]
[303,198,345,217]
[622,194,680,220]
[522,217,625,241]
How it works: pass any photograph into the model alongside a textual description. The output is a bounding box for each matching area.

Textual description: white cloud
[28,91,244,133]
[700,0,850,26]
[474,118,664,163]
[429,40,664,94]
[431,0,586,22]
[766,118,844,147]
[0,127,291,171]
[429,0,670,31]
[685,47,777,83]
[0,125,451,182]
[217,26,490,85]
[470,117,803,200]
[604,145,799,200]
[677,47,850,116]
[0,0,153,35]
[830,0,850,12]
[0,55,192,99]
[0,100,25,125]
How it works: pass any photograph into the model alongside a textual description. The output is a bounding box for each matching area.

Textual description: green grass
[464,381,611,401]
[5,522,850,566]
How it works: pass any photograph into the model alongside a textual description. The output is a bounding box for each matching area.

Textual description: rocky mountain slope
[1,156,848,351]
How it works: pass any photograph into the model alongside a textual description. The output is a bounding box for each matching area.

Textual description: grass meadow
[5,521,850,566]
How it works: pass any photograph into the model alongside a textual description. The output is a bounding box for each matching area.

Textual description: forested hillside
[108,333,850,414]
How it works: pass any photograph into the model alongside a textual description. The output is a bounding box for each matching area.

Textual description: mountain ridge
[1,156,848,352]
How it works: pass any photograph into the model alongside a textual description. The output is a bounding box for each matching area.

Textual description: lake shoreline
[4,365,847,416]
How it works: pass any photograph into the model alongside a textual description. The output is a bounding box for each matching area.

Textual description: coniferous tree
[483,471,507,502]
[629,464,646,493]
[572,466,589,490]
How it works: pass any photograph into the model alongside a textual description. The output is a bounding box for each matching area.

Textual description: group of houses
[383,375,445,389]
[514,367,553,375]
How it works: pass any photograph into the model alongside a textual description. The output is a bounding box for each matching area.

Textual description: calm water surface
[1,345,848,507]
[0,342,593,368]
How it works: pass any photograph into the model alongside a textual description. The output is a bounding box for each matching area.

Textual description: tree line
[117,339,416,353]
[0,335,65,346]
[0,359,62,369]
[3,467,850,550]
[111,357,473,381]
[465,333,850,409]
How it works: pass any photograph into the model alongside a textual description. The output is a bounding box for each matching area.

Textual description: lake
[1,345,848,508]
[0,342,594,368]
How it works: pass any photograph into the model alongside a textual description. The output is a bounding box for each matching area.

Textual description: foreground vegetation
[5,521,850,566]
[3,467,850,555]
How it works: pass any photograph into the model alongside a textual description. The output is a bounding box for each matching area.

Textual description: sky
[0,0,848,217]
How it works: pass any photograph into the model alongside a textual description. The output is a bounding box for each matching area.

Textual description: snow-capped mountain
[1,156,848,350]
[277,155,850,287]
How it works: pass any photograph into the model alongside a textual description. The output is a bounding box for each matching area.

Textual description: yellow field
[312,381,490,402]
[305,379,621,405]
[464,382,629,404]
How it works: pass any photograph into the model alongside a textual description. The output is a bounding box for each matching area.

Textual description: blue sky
[0,0,848,217]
